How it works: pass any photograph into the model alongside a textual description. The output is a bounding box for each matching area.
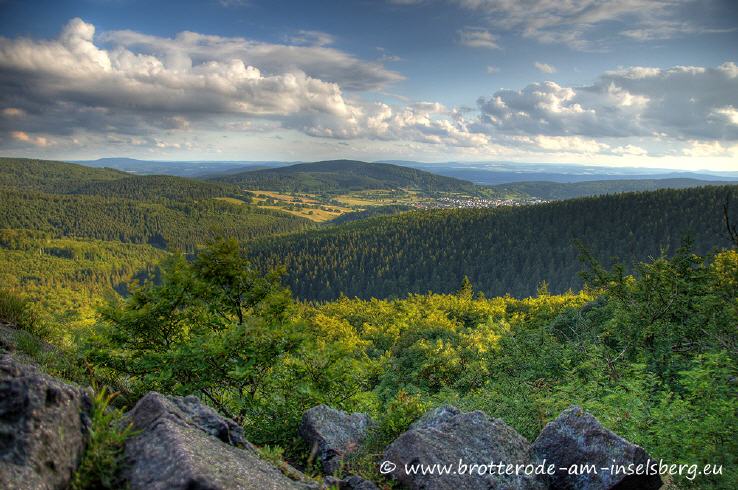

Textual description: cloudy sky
[1,0,737,170]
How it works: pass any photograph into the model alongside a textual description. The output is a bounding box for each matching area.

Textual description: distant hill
[250,185,738,301]
[0,157,244,202]
[380,161,738,185]
[0,157,127,193]
[489,178,733,200]
[212,159,477,193]
[74,158,293,177]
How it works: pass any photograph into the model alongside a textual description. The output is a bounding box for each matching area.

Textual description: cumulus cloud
[0,18,406,141]
[458,28,500,49]
[534,62,556,73]
[1,18,736,165]
[0,18,491,152]
[477,62,738,141]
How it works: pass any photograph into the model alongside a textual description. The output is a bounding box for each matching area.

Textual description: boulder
[408,404,461,431]
[123,392,317,490]
[323,475,379,489]
[531,405,662,490]
[383,407,544,489]
[299,405,373,475]
[0,354,91,490]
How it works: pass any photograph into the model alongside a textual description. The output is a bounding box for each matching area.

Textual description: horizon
[1,0,737,170]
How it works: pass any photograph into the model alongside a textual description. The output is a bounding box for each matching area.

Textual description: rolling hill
[0,157,127,193]
[0,157,244,202]
[249,185,738,301]
[212,159,478,193]
[0,158,314,252]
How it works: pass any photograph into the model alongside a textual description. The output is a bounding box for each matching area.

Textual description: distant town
[414,196,549,209]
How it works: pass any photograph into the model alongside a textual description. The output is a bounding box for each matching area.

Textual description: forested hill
[0,157,127,193]
[0,158,314,252]
[212,159,477,193]
[250,185,738,301]
[0,189,313,252]
[489,178,734,200]
[0,158,242,202]
[72,175,243,202]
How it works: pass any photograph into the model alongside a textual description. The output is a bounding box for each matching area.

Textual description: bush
[71,389,136,489]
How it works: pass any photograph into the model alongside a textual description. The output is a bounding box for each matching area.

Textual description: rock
[299,405,373,475]
[384,407,544,489]
[123,392,316,490]
[124,392,250,448]
[531,405,662,490]
[408,404,461,431]
[0,354,91,490]
[323,475,379,489]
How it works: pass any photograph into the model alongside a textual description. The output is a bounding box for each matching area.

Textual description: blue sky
[1,0,737,169]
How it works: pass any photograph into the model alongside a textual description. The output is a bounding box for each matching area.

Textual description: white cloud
[458,28,500,49]
[286,30,335,47]
[682,140,738,157]
[453,0,729,50]
[1,18,736,169]
[534,61,556,73]
[486,65,499,74]
[477,62,738,140]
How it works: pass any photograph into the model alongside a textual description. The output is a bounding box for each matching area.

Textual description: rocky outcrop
[0,354,91,490]
[123,392,317,490]
[384,407,545,489]
[299,404,374,475]
[408,404,461,431]
[531,405,662,490]
[324,475,379,490]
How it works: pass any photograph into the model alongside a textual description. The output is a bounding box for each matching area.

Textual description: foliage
[329,204,413,225]
[0,231,167,333]
[71,389,136,490]
[0,288,39,334]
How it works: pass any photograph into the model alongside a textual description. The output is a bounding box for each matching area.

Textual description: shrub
[71,389,136,489]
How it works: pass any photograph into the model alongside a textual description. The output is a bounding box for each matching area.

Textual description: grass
[0,289,40,333]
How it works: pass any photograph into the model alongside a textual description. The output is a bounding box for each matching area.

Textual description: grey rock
[123,392,316,490]
[531,405,662,490]
[0,354,91,490]
[408,404,461,431]
[124,392,250,448]
[384,407,544,490]
[323,475,379,489]
[299,405,373,475]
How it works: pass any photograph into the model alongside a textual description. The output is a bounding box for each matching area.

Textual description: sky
[1,0,737,170]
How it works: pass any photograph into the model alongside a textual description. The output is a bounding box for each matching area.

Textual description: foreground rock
[124,392,317,490]
[531,405,662,490]
[0,354,90,490]
[384,406,544,489]
[300,405,373,475]
[324,475,379,489]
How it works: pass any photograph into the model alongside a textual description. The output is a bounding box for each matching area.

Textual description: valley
[0,157,736,489]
